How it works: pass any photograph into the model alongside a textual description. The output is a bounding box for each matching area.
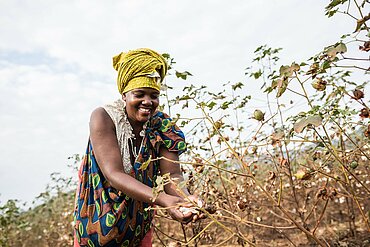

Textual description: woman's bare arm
[89,107,186,220]
[159,146,190,198]
[159,147,205,222]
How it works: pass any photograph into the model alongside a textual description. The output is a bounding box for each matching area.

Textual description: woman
[74,48,198,246]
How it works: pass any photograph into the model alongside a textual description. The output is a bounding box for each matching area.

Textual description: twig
[185,221,214,246]
[153,223,186,244]
[312,199,329,235]
[274,227,298,247]
[213,233,236,247]
[181,223,187,243]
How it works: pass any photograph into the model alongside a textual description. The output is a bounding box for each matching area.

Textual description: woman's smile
[138,107,151,114]
[123,87,160,127]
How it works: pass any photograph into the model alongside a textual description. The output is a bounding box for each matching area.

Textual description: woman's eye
[135,94,144,98]
[151,95,159,99]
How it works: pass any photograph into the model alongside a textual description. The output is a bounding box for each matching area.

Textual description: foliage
[0,157,79,247]
[1,1,369,246]
[152,1,370,245]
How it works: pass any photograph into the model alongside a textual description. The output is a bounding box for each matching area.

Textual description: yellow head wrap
[112,48,168,94]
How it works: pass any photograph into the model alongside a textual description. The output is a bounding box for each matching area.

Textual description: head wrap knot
[112,48,168,94]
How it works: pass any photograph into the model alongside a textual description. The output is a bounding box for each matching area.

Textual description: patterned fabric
[73,111,186,247]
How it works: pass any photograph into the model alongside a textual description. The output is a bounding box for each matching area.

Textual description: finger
[170,209,186,222]
[175,207,193,223]
[183,211,193,220]
[192,214,198,223]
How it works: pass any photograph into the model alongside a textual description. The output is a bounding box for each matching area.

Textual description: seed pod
[217,138,222,144]
[306,62,319,75]
[311,78,327,91]
[253,109,265,121]
[295,170,312,180]
[50,232,60,240]
[268,171,276,180]
[353,89,364,100]
[204,204,216,214]
[251,146,258,154]
[236,199,248,210]
[195,164,204,173]
[364,125,370,137]
[359,40,370,52]
[316,187,327,199]
[349,161,358,169]
[214,120,223,130]
[359,108,370,118]
[192,158,204,173]
[329,188,338,200]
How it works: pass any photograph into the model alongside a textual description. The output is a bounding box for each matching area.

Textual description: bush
[1,1,369,246]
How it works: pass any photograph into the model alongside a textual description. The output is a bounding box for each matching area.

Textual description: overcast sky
[0,0,356,205]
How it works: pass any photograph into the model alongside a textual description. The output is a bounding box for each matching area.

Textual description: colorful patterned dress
[73,101,187,247]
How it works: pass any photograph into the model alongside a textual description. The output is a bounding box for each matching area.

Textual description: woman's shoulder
[90,107,115,130]
[90,107,110,120]
[93,99,127,129]
[102,99,126,120]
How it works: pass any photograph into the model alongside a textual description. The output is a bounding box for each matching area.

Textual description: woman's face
[123,87,160,126]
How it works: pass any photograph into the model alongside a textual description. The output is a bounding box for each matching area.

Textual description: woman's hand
[156,193,193,223]
[176,194,206,223]
[157,146,205,223]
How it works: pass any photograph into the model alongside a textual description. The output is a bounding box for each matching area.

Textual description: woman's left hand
[180,194,206,223]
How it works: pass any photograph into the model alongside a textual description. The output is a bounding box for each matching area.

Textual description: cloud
[0,52,116,203]
[0,0,356,204]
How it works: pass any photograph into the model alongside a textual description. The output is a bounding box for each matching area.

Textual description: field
[1,1,369,246]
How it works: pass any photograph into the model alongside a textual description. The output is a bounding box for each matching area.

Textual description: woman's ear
[121,93,127,108]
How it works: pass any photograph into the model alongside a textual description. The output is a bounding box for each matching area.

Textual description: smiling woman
[123,88,160,127]
[73,48,201,247]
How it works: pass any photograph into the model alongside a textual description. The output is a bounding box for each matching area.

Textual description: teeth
[139,108,150,113]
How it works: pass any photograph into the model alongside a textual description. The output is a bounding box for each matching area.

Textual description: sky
[0,0,358,205]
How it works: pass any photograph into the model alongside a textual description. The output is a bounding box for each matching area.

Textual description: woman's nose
[142,96,153,106]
